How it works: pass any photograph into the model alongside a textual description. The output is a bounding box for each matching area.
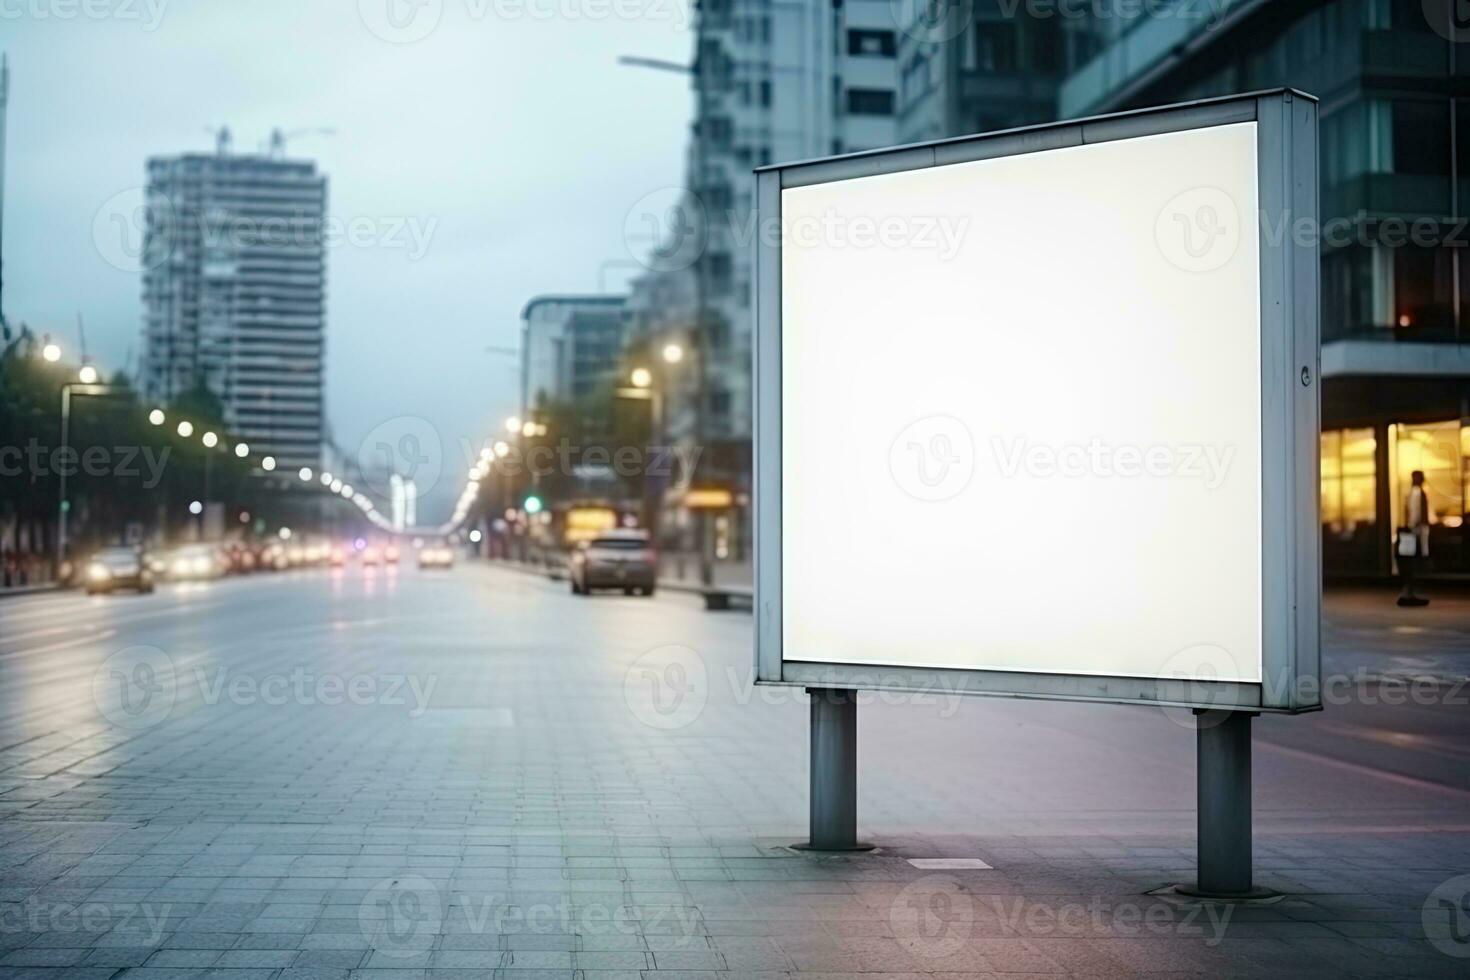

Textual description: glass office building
[937,0,1470,577]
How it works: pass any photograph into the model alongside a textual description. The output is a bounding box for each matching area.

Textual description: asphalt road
[0,562,1466,975]
[0,562,1465,832]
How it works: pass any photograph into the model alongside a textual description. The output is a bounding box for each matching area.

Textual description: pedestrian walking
[1397,471,1432,608]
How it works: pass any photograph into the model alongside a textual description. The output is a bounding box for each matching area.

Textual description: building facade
[906,0,1470,578]
[627,0,902,561]
[520,294,628,415]
[141,138,328,472]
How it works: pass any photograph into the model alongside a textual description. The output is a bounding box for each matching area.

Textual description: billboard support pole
[1179,710,1275,900]
[796,688,872,852]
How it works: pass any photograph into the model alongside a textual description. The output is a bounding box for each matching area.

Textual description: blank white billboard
[779,122,1264,684]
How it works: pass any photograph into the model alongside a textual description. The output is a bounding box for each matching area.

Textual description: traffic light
[524,495,544,515]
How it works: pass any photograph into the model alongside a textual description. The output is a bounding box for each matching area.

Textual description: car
[165,544,226,581]
[84,546,155,595]
[569,530,656,596]
[417,543,455,570]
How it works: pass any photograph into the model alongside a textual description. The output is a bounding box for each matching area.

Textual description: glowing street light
[298,467,313,482]
[42,343,61,362]
[521,420,537,438]
[469,529,483,543]
[188,500,203,515]
[78,365,99,384]
[177,420,194,437]
[148,409,166,426]
[261,456,277,471]
[630,367,653,389]
[320,471,333,485]
[493,441,510,458]
[202,431,219,448]
[505,416,521,434]
[662,343,684,364]
[234,442,249,458]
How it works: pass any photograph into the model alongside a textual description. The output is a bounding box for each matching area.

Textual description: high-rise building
[626,0,902,559]
[901,0,1470,579]
[141,134,328,472]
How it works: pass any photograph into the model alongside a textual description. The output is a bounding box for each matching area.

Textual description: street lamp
[42,342,60,362]
[262,456,277,471]
[506,416,521,434]
[631,367,653,389]
[78,365,98,384]
[234,442,249,458]
[320,471,333,485]
[176,420,194,437]
[201,431,218,449]
[148,408,165,426]
[188,500,203,516]
[298,466,313,482]
[662,343,684,364]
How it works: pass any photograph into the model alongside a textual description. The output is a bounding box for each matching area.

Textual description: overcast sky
[4,0,691,520]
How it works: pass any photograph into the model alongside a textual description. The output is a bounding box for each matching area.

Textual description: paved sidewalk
[0,564,1466,977]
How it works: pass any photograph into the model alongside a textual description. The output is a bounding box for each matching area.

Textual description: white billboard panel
[754,92,1321,712]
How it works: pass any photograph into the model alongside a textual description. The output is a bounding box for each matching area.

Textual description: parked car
[84,546,155,595]
[569,530,656,596]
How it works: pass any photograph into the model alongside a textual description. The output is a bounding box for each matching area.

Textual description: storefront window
[1388,421,1468,571]
[1322,428,1378,572]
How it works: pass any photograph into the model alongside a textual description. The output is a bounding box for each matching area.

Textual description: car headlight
[173,560,190,575]
[192,558,209,574]
[87,564,110,580]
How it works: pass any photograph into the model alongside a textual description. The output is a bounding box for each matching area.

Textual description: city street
[0,564,1467,976]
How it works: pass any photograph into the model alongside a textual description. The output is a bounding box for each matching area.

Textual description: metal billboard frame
[753,89,1321,716]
